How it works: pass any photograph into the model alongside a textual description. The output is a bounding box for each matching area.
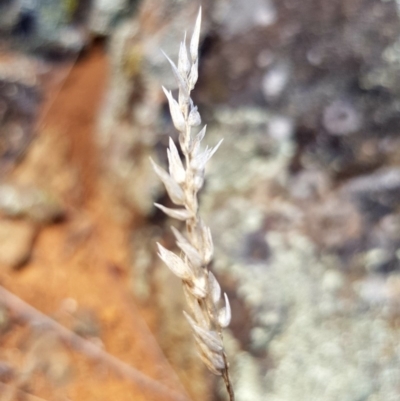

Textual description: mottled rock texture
[4,0,400,399]
[115,0,400,400]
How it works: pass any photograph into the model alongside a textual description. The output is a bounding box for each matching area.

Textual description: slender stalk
[0,286,191,401]
[152,8,235,401]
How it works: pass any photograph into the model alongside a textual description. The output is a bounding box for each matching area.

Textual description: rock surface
[118,0,400,399]
[0,53,42,171]
[0,219,36,268]
[0,183,65,223]
[3,0,400,399]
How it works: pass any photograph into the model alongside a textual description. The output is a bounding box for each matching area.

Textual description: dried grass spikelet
[151,8,235,401]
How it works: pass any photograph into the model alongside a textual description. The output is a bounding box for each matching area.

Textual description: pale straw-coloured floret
[152,8,235,401]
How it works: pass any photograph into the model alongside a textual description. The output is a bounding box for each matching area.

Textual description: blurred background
[1,0,400,400]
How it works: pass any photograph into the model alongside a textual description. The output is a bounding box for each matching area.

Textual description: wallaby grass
[152,8,235,401]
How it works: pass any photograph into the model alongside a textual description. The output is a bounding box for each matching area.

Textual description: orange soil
[0,44,194,401]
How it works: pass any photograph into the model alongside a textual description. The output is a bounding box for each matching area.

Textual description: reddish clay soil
[0,44,196,401]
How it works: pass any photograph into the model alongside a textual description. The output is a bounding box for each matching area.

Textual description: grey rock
[341,168,400,223]
[0,0,21,32]
[288,169,331,200]
[0,183,65,223]
[194,105,400,400]
[322,100,362,136]
[303,195,364,252]
[215,0,277,38]
[262,64,290,101]
[96,1,211,216]
[0,54,42,170]
[198,0,400,177]
[94,1,400,399]
[89,0,132,36]
[361,214,400,274]
[1,0,90,55]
